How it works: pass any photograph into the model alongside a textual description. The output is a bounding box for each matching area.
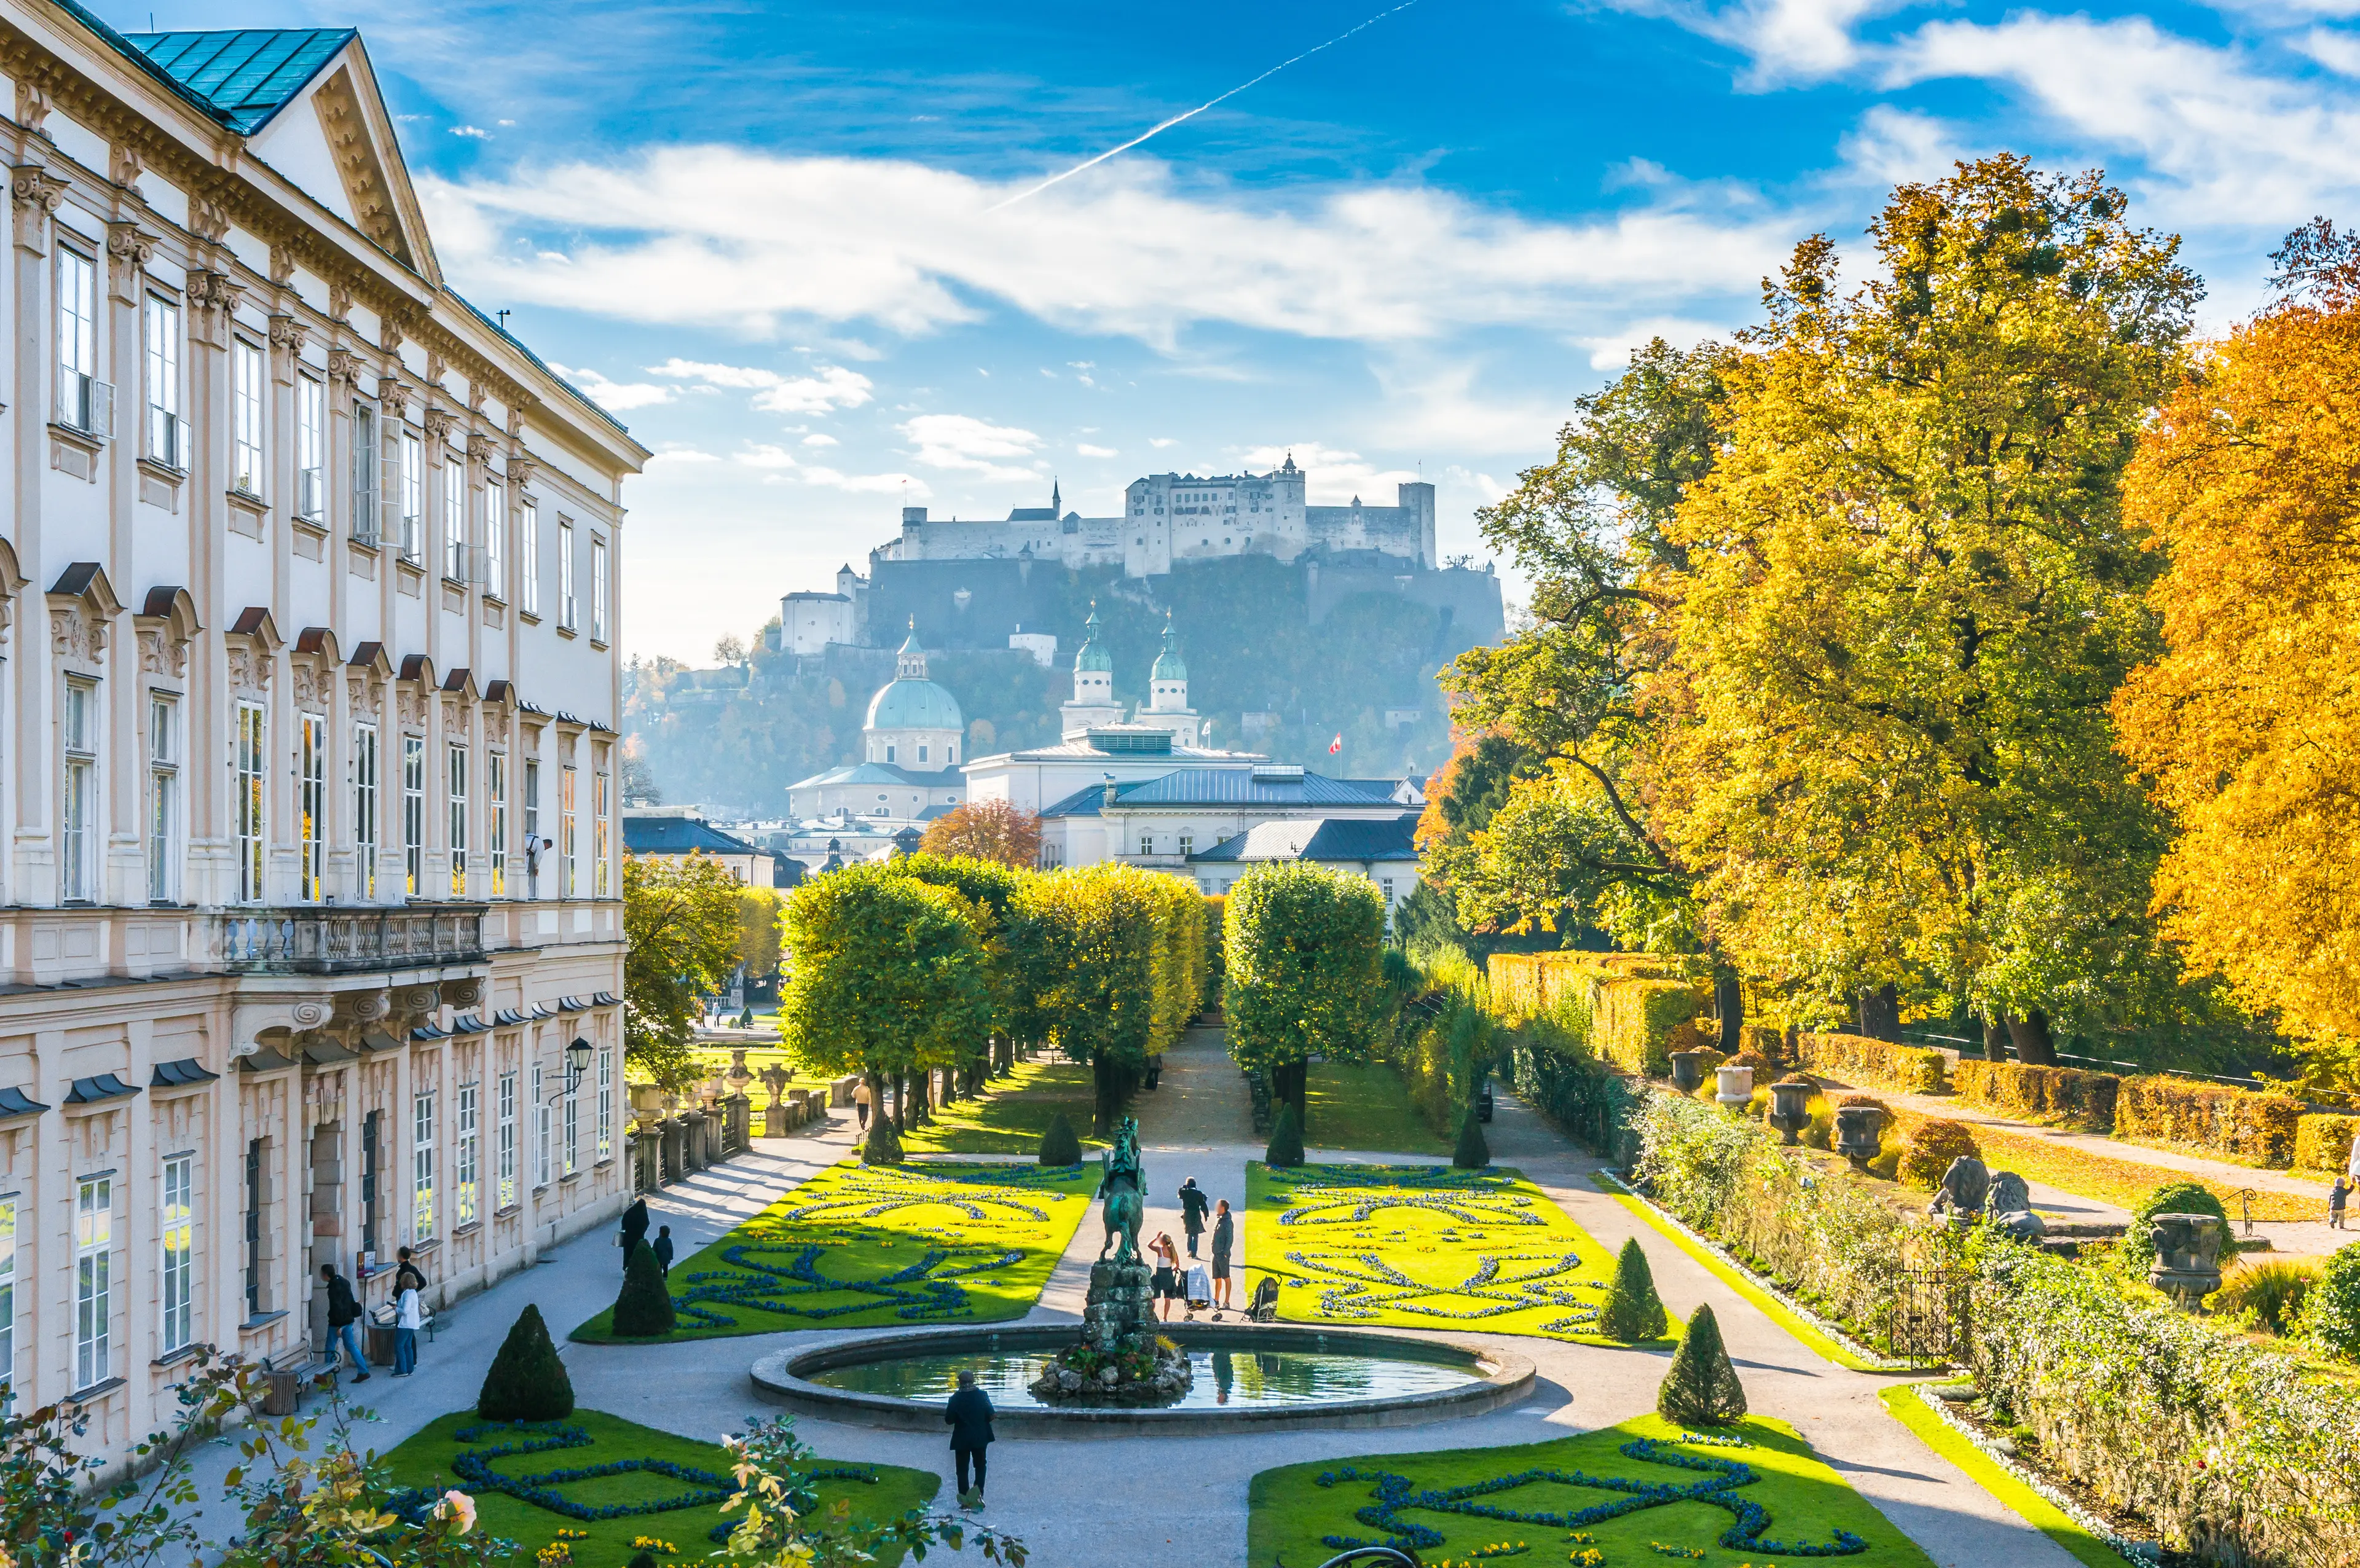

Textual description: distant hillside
[625,554,1500,815]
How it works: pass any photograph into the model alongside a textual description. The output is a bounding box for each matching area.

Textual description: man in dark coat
[652,1225,675,1276]
[320,1263,371,1382]
[945,1368,994,1507]
[1178,1177,1210,1258]
[620,1196,650,1272]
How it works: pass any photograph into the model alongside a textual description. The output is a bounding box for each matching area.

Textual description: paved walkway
[160,1041,2076,1568]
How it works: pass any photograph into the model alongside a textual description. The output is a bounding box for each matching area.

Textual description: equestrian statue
[1097,1115,1146,1263]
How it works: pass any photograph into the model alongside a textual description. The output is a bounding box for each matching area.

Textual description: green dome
[1152,619,1186,681]
[1075,607,1114,674]
[866,675,963,732]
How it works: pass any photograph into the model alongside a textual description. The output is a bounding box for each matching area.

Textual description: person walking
[2333,1175,2350,1232]
[653,1225,676,1276]
[945,1368,995,1509]
[1210,1198,1236,1315]
[620,1196,650,1272]
[854,1079,874,1131]
[1149,1233,1181,1323]
[320,1264,371,1383]
[1179,1177,1210,1258]
[391,1280,422,1377]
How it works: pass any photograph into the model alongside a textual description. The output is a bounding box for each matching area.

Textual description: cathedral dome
[865,627,964,733]
[1151,617,1186,681]
[1075,607,1114,673]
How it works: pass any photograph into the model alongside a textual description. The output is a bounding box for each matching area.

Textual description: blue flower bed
[1312,1434,1870,1559]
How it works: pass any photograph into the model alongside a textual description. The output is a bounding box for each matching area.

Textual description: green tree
[478,1303,574,1421]
[612,1243,677,1338]
[1599,1237,1669,1342]
[889,853,1032,1092]
[1018,863,1202,1134]
[1453,1107,1490,1169]
[1224,862,1386,1124]
[1265,1100,1305,1167]
[623,852,744,1091]
[1658,1303,1747,1426]
[736,884,783,986]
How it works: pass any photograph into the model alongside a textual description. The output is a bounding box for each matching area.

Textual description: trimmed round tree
[1265,1100,1305,1168]
[478,1303,574,1421]
[611,1239,677,1338]
[1454,1107,1491,1169]
[1898,1119,1981,1190]
[1658,1302,1745,1426]
[1224,862,1386,1134]
[2126,1178,2233,1271]
[1038,1110,1082,1166]
[1599,1237,1669,1342]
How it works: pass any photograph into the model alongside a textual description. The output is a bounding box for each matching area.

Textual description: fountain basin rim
[749,1322,1536,1438]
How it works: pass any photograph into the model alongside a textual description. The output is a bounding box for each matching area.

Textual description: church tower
[1058,605,1127,738]
[1136,613,1204,747]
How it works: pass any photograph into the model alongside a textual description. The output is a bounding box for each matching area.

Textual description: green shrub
[1658,1303,1746,1426]
[862,1110,905,1166]
[1898,1119,1980,1191]
[2115,1076,2303,1167]
[1599,1237,1668,1342]
[2214,1258,2322,1337]
[1038,1110,1081,1166]
[611,1241,677,1338]
[2303,1242,2360,1360]
[629,1553,660,1568]
[2124,1179,2232,1272]
[1265,1100,1304,1167]
[1796,1032,1947,1094]
[477,1303,574,1421]
[1453,1108,1490,1170]
[1951,1059,2119,1132]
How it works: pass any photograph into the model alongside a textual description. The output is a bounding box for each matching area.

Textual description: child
[393,1281,422,1376]
[2333,1174,2350,1233]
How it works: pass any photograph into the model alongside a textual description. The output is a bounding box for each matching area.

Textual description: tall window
[562,1062,579,1177]
[57,249,101,433]
[235,702,265,903]
[359,1113,379,1260]
[524,759,541,856]
[560,765,578,897]
[230,340,264,494]
[447,744,468,898]
[245,1139,266,1316]
[296,375,326,519]
[403,737,424,896]
[533,1064,551,1188]
[496,1068,518,1210]
[144,294,183,468]
[591,533,609,641]
[399,430,424,562]
[352,403,380,543]
[489,751,508,898]
[485,479,506,597]
[299,716,326,902]
[160,1154,193,1355]
[148,695,178,903]
[354,723,380,900]
[412,1090,436,1242]
[521,499,541,616]
[593,767,611,896]
[0,1196,14,1408]
[75,1176,111,1390]
[596,1045,613,1161]
[455,1081,479,1228]
[558,519,576,629]
[441,453,465,579]
[61,679,97,902]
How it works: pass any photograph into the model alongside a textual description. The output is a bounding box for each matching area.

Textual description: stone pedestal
[1767,1078,1815,1145]
[2149,1213,2224,1309]
[1028,1256,1192,1405]
[1669,1049,1707,1093]
[1833,1102,1885,1164]
[1714,1064,1755,1109]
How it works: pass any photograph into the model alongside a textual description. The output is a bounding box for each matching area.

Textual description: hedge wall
[1951,1059,2120,1132]
[1795,1032,1948,1095]
[1506,1029,1635,1157]
[1970,1236,2360,1566]
[2114,1076,2304,1168]
[2295,1113,2359,1175]
[1487,952,1709,1079]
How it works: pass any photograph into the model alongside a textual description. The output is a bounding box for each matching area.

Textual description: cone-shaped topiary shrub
[477,1303,574,1421]
[2125,1178,2232,1271]
[1599,1236,1669,1342]
[1454,1108,1491,1170]
[1038,1110,1081,1166]
[862,1110,905,1166]
[611,1237,677,1338]
[1658,1302,1745,1427]
[629,1553,660,1568]
[1266,1100,1304,1167]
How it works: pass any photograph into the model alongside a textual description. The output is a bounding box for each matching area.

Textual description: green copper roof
[1152,618,1186,681]
[1075,608,1113,673]
[123,29,355,134]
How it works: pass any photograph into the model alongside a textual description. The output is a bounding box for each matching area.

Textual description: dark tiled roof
[65,1072,140,1104]
[1042,769,1405,819]
[123,29,354,133]
[0,1085,48,1118]
[622,817,765,857]
[1191,814,1421,865]
[150,1057,220,1088]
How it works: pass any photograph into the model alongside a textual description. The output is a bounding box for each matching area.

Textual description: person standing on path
[1210,1199,1236,1315]
[653,1225,676,1276]
[2334,1175,2350,1231]
[855,1079,874,1131]
[620,1196,650,1272]
[1179,1177,1210,1258]
[1149,1233,1182,1322]
[320,1264,371,1383]
[945,1368,995,1509]
[391,1282,422,1376]
[393,1246,428,1298]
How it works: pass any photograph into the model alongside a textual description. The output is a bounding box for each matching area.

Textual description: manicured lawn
[1878,1384,2126,1568]
[1249,1413,1938,1568]
[1304,1060,1449,1156]
[570,1159,1096,1343]
[1246,1161,1673,1346]
[379,1408,937,1567]
[900,1056,1107,1156]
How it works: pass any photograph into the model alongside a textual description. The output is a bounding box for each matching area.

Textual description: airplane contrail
[986,0,1423,213]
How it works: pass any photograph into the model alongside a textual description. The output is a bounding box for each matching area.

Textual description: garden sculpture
[1097,1115,1147,1262]
[2148,1212,2224,1309]
[1766,1080,1814,1145]
[1832,1103,1884,1165]
[1669,1050,1707,1094]
[1927,1154,1990,1223]
[1985,1169,2045,1241]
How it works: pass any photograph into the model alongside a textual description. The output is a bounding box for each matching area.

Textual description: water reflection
[811,1344,1477,1410]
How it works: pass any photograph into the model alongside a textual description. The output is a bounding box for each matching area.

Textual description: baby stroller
[1245,1275,1280,1323]
[1182,1264,1213,1320]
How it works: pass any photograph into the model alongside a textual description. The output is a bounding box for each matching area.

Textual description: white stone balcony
[213,905,489,975]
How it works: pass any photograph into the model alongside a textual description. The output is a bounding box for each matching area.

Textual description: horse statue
[1096,1116,1146,1263]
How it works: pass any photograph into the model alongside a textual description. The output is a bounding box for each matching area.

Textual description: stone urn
[1669,1049,1708,1094]
[629,1083,668,1118]
[758,1062,794,1138]
[1714,1064,1755,1110]
[1766,1078,1815,1145]
[2148,1213,2224,1309]
[1833,1103,1886,1166]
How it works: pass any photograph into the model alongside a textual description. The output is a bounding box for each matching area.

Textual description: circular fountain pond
[750,1323,1535,1436]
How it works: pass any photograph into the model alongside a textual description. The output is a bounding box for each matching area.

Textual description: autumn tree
[622,852,743,1089]
[2114,219,2360,1092]
[1018,863,1203,1134]
[1224,861,1387,1125]
[918,798,1042,869]
[736,884,782,990]
[887,852,1033,1092]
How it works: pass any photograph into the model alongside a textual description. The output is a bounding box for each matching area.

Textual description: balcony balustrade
[214,905,488,974]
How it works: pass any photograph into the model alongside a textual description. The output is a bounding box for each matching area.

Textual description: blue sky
[119,0,2360,660]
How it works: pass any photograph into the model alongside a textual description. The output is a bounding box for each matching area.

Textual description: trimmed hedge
[2295,1113,2359,1175]
[1596,979,1707,1078]
[1951,1059,2119,1132]
[2115,1076,2304,1168]
[1795,1032,1948,1096]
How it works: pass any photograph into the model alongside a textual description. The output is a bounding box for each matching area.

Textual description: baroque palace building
[0,11,647,1466]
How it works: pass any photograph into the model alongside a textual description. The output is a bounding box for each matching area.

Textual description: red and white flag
[1328,734,1343,755]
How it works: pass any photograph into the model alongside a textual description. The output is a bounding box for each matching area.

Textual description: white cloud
[645,445,719,465]
[1075,442,1118,458]
[803,467,929,496]
[1835,104,1969,189]
[1235,442,1417,503]
[420,149,1792,349]
[1601,0,1904,83]
[650,358,875,414]
[1148,436,1179,449]
[545,362,676,411]
[450,124,490,139]
[2300,27,2360,74]
[802,433,840,448]
[734,444,800,469]
[899,413,1042,479]
[1576,315,1730,370]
